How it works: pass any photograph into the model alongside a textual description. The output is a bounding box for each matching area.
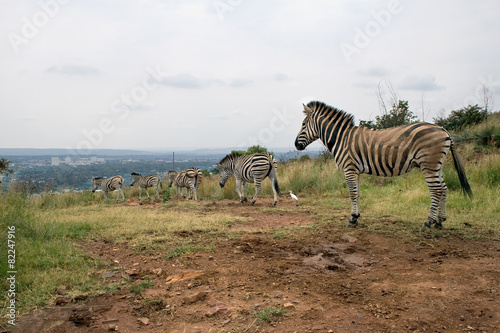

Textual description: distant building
[64,157,72,164]
[51,157,60,166]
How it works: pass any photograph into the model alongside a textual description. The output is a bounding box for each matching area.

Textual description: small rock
[208,304,229,317]
[283,302,295,309]
[152,268,162,276]
[137,317,149,326]
[132,262,140,267]
[102,271,115,278]
[183,291,208,304]
[56,288,67,295]
[341,234,358,243]
[107,324,118,331]
[102,318,119,324]
[55,296,70,305]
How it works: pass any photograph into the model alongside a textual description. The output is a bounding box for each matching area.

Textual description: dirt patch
[6,199,500,333]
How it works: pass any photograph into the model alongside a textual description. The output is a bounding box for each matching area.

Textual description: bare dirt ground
[6,198,500,333]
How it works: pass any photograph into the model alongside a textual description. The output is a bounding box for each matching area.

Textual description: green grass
[166,243,215,259]
[253,307,287,323]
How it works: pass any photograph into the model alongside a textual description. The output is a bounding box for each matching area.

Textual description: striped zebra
[130,173,162,200]
[218,153,281,206]
[168,167,202,200]
[92,175,125,200]
[294,101,472,230]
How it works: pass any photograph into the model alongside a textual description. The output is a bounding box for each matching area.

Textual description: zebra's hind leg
[421,169,445,230]
[250,180,262,206]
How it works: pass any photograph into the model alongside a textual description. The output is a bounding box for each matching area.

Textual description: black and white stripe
[92,175,125,200]
[130,173,162,199]
[295,101,472,229]
[218,153,281,206]
[167,167,202,200]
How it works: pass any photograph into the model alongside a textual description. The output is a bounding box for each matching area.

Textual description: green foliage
[232,145,274,157]
[128,276,154,294]
[162,187,171,202]
[434,105,488,131]
[253,307,287,323]
[375,100,418,129]
[0,158,12,179]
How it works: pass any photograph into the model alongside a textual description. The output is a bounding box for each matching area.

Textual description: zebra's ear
[303,103,313,116]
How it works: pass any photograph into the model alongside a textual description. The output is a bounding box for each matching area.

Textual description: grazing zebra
[295,101,472,230]
[130,173,162,199]
[218,153,281,206]
[168,167,202,200]
[92,175,125,200]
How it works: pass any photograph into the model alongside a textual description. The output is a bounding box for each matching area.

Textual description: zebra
[92,175,125,200]
[294,101,472,230]
[168,167,202,200]
[130,173,162,200]
[218,153,281,206]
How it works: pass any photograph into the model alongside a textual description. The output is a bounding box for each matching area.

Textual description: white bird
[289,190,298,205]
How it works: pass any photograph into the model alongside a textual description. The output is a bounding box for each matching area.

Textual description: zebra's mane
[93,177,104,180]
[218,153,241,165]
[307,101,355,126]
[131,172,140,176]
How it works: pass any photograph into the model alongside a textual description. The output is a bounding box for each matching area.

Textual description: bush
[434,105,488,131]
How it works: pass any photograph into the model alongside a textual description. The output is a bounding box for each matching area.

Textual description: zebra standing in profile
[295,101,472,230]
[92,175,125,200]
[130,173,162,200]
[218,153,281,206]
[168,167,202,200]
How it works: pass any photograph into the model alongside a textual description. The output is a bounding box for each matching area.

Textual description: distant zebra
[130,173,162,200]
[92,175,125,200]
[218,153,281,206]
[294,101,472,230]
[168,167,202,200]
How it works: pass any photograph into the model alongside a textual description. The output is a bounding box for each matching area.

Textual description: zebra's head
[295,103,319,151]
[130,172,141,186]
[92,177,104,192]
[167,171,177,187]
[217,154,237,188]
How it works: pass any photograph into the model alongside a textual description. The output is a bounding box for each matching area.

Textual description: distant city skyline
[1,1,499,150]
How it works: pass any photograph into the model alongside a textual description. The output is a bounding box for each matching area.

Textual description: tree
[433,104,488,131]
[0,158,12,184]
[360,100,418,129]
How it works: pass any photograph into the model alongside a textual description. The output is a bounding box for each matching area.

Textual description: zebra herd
[92,100,473,231]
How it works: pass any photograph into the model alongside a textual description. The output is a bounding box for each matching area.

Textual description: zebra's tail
[450,143,473,199]
[269,158,281,196]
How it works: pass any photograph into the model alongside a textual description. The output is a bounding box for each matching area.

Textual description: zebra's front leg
[345,171,360,228]
[250,180,262,206]
[235,179,245,203]
[138,187,142,200]
[145,187,150,199]
[241,181,248,202]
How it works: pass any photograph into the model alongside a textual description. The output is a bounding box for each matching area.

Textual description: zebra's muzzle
[295,139,306,151]
[219,182,225,188]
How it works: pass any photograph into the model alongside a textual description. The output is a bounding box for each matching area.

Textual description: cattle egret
[289,190,298,205]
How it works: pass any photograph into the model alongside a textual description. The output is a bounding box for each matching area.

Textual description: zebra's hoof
[250,201,255,206]
[421,220,434,231]
[346,221,358,228]
[272,202,277,207]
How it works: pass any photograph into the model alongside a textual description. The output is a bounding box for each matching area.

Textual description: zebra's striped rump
[295,101,472,230]
[218,153,281,206]
[92,175,125,200]
[169,168,202,200]
[130,173,162,199]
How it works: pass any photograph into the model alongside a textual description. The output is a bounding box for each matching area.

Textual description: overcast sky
[1,0,499,151]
